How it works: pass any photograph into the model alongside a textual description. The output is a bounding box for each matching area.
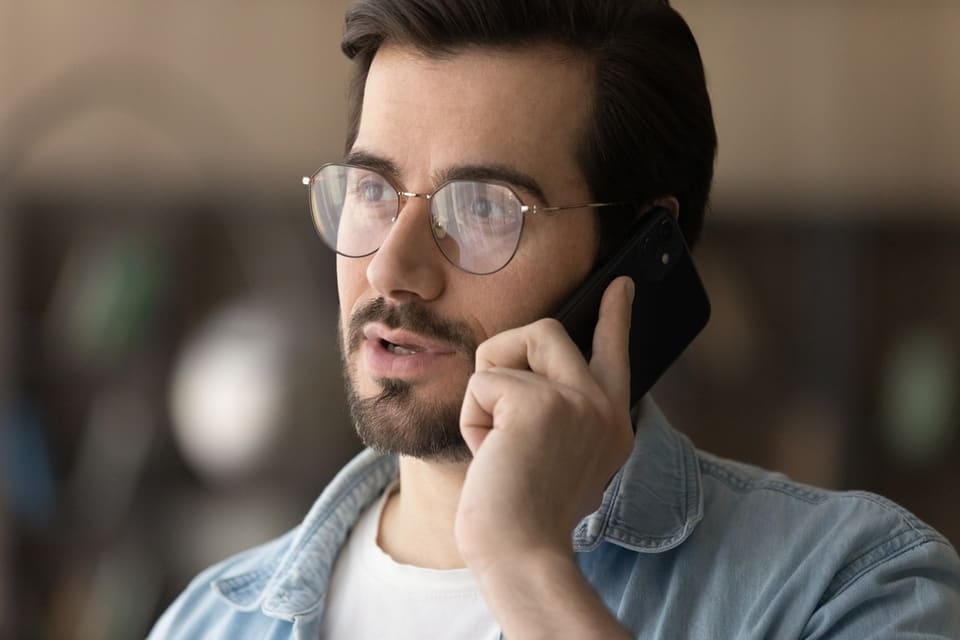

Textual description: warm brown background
[1,2,958,638]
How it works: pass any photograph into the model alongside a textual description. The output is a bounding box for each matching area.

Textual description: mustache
[346,298,479,358]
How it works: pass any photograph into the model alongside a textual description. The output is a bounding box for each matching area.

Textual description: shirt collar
[573,396,704,553]
[213,396,703,619]
[261,450,399,619]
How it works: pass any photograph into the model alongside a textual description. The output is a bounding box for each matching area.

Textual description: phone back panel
[553,207,710,406]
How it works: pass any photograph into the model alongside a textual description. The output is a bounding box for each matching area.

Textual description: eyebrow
[344,148,549,204]
[343,149,400,179]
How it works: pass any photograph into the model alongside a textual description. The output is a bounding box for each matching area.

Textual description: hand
[455,276,636,574]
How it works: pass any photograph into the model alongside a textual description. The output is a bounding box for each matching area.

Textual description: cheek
[472,231,596,337]
[516,213,598,307]
[336,256,370,322]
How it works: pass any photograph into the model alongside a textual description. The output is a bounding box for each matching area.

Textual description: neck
[377,455,469,569]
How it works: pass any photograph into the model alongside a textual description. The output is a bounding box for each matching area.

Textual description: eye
[434,181,521,237]
[356,176,389,203]
[471,197,497,219]
[345,168,394,206]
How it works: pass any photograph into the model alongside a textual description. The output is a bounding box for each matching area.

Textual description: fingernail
[625,277,635,306]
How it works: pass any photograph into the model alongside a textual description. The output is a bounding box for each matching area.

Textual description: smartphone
[553,206,710,407]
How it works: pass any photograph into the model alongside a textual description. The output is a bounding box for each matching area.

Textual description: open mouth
[360,324,463,380]
[365,323,453,355]
[380,339,423,356]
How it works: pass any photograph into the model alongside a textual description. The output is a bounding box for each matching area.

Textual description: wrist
[468,546,631,640]
[467,542,576,591]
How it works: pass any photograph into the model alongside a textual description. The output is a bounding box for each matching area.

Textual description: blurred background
[1,1,958,638]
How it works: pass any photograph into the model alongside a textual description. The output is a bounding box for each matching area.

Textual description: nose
[365,196,447,303]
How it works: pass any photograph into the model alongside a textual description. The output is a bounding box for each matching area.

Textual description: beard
[339,298,478,463]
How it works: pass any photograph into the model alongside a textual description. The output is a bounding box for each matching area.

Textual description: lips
[362,324,456,356]
[360,323,461,380]
[383,342,420,355]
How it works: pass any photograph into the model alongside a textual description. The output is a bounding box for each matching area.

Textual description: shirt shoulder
[693,451,960,636]
[697,450,951,562]
[147,448,398,639]
[148,530,298,639]
[579,409,960,638]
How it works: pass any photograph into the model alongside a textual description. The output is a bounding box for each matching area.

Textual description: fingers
[473,277,635,410]
[460,368,541,454]
[460,369,498,455]
[474,317,594,392]
[589,276,634,410]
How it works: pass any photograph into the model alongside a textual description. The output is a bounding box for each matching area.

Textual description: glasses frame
[303,162,630,275]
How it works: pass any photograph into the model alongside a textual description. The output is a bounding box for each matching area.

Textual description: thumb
[588,276,634,409]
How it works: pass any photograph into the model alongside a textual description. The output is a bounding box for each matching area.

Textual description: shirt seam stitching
[818,536,951,605]
[700,460,826,504]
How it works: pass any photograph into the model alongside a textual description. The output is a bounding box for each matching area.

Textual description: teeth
[386,343,418,355]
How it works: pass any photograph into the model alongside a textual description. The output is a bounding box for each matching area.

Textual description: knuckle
[464,370,480,388]
[529,318,570,355]
[468,369,493,387]
[474,339,490,360]
[474,338,497,367]
[533,317,565,338]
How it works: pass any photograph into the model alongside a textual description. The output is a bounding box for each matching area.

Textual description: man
[150,1,960,638]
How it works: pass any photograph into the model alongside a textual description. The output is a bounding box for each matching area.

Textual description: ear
[652,196,680,220]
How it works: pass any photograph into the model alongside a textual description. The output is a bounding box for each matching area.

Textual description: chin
[345,371,473,463]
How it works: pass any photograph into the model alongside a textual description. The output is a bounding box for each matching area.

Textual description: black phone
[553,206,710,407]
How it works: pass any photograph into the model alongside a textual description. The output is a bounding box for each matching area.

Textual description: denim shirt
[149,398,960,639]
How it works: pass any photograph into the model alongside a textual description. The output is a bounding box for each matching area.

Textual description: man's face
[338,44,599,462]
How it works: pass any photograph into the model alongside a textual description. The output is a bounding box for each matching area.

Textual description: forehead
[354,44,594,193]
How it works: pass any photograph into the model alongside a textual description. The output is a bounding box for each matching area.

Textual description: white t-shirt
[319,484,500,639]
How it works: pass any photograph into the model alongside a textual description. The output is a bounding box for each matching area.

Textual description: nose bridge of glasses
[398,189,432,205]
[393,189,451,246]
[394,189,434,221]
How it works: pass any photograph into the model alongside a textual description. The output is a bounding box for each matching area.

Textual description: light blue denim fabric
[149,398,960,639]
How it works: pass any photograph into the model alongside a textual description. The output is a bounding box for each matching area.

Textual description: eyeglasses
[303,163,627,275]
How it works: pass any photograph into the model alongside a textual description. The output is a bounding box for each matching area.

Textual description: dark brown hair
[341,0,717,252]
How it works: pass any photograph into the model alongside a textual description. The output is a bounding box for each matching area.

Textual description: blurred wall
[3,1,958,208]
[683,0,960,215]
[0,0,352,187]
[1,2,958,639]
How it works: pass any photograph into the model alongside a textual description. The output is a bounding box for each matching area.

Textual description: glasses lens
[431,181,524,274]
[309,164,397,257]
